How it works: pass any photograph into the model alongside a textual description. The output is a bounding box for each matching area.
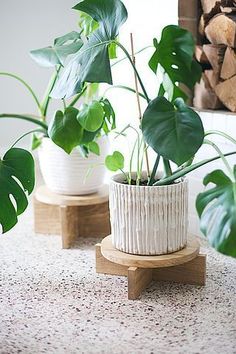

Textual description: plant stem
[120,169,129,183]
[41,69,60,118]
[163,158,172,177]
[148,154,160,186]
[0,72,41,113]
[102,85,146,101]
[204,139,234,179]
[153,151,236,186]
[111,45,152,68]
[205,130,236,146]
[129,33,150,179]
[10,129,46,149]
[115,41,150,103]
[62,98,67,110]
[68,84,88,107]
[129,138,138,184]
[0,114,48,130]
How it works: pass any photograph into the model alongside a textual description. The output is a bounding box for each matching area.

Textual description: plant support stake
[130,33,150,178]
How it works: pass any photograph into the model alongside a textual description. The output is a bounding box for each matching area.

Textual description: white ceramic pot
[109,174,188,255]
[38,136,109,195]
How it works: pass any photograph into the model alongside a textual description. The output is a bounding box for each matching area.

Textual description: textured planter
[38,136,109,195]
[109,174,188,255]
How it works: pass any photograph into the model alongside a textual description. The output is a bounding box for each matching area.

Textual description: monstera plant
[50,0,236,258]
[0,12,116,233]
[1,0,236,258]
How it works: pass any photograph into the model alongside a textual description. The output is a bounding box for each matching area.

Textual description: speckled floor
[0,204,236,354]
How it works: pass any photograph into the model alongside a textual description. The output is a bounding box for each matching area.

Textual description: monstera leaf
[0,148,35,233]
[196,169,236,258]
[149,25,202,99]
[48,107,83,154]
[51,0,128,98]
[30,31,83,67]
[141,97,204,166]
[78,11,99,36]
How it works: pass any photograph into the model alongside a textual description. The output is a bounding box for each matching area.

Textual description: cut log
[201,0,219,14]
[201,0,235,14]
[194,74,223,110]
[205,13,236,47]
[220,47,236,78]
[204,69,220,87]
[203,44,226,72]
[195,45,209,63]
[220,6,236,13]
[215,75,236,111]
[199,15,206,36]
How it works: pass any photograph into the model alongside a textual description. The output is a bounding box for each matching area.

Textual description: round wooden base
[34,185,111,248]
[101,235,200,268]
[35,185,109,206]
[96,235,206,299]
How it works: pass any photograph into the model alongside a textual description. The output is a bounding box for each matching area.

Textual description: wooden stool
[34,185,110,249]
[96,235,206,300]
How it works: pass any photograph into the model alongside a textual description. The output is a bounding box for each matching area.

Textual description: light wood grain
[35,185,109,206]
[101,235,200,269]
[128,267,153,300]
[96,244,128,276]
[95,238,206,299]
[34,186,111,248]
[34,197,61,235]
[60,206,79,249]
[153,254,206,286]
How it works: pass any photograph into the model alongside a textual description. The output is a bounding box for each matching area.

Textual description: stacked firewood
[194,0,236,112]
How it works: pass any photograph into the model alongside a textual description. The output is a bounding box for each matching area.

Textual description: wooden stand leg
[153,254,206,286]
[95,239,207,300]
[128,267,153,300]
[60,206,79,249]
[95,244,128,276]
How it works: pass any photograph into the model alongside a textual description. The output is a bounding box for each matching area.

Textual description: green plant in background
[51,0,236,258]
[0,14,116,233]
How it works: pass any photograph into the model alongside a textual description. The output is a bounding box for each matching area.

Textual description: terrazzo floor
[0,203,236,354]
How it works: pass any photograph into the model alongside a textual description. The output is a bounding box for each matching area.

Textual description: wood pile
[194,0,236,111]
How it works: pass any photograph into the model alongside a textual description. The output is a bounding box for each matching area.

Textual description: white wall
[0,0,77,150]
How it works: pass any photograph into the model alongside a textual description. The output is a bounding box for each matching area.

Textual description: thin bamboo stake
[130,33,150,178]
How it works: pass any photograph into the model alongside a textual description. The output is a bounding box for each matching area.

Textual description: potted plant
[51,0,236,258]
[0,14,116,232]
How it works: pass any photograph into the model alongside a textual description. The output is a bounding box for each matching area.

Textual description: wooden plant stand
[34,185,110,249]
[96,235,206,300]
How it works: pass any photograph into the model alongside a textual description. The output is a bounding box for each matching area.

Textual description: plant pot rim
[111,172,187,188]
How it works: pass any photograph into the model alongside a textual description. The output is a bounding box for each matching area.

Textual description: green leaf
[88,141,100,155]
[109,42,118,59]
[100,98,116,132]
[78,11,99,36]
[196,169,236,258]
[149,25,202,90]
[31,133,42,150]
[78,145,89,158]
[48,106,83,154]
[30,31,83,67]
[141,97,204,166]
[77,100,104,132]
[80,129,98,144]
[105,151,124,171]
[162,72,187,102]
[51,0,128,98]
[0,148,35,233]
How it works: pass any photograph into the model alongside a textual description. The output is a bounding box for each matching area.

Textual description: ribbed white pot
[110,174,188,255]
[38,136,109,195]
